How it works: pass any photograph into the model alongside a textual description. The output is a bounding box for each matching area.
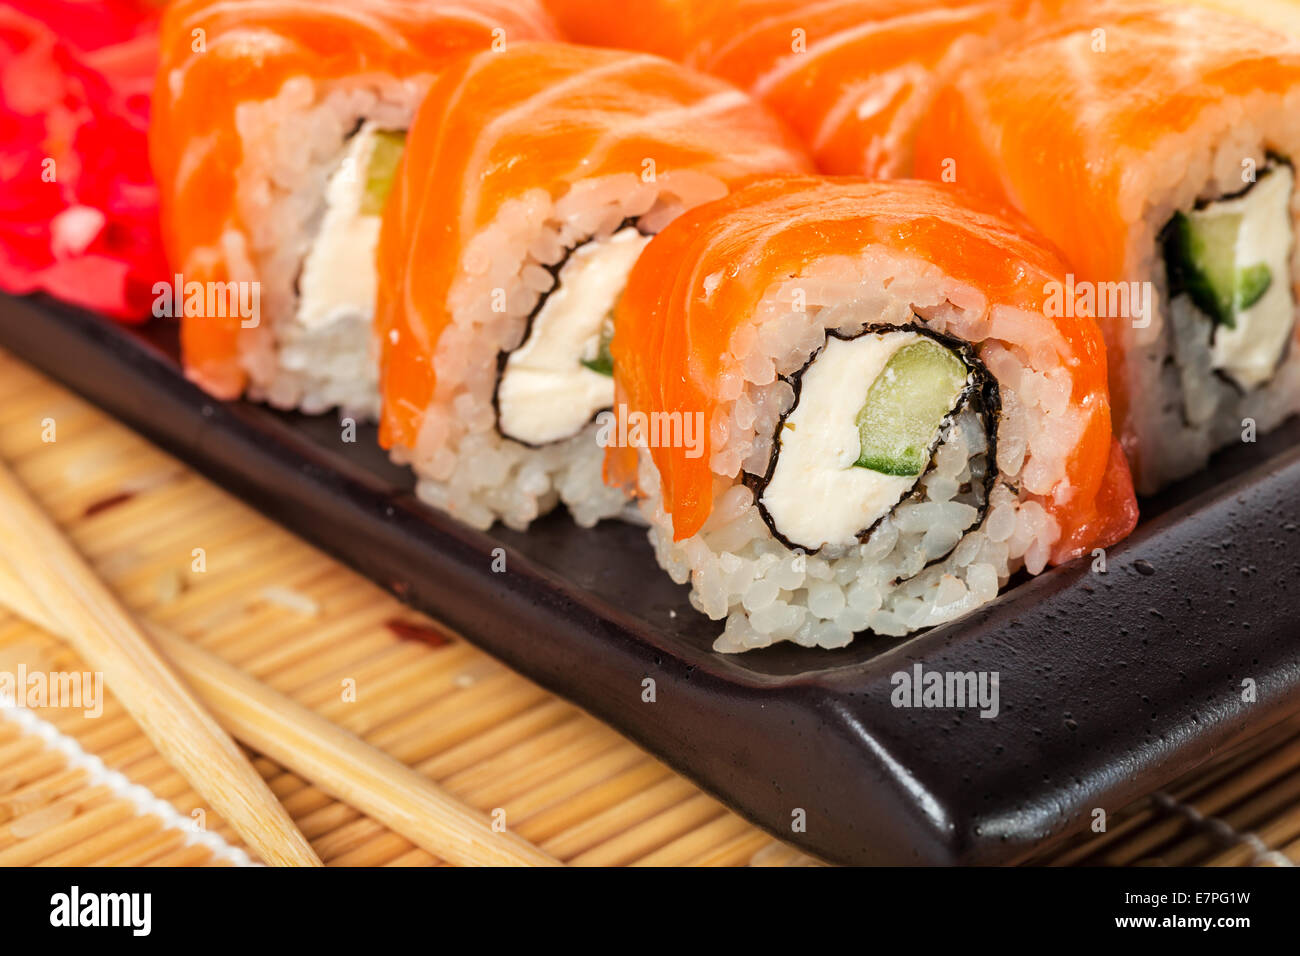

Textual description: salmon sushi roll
[149,0,558,414]
[914,2,1300,492]
[608,178,1137,651]
[375,43,812,530]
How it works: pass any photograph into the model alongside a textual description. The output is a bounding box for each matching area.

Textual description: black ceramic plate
[4,292,1300,865]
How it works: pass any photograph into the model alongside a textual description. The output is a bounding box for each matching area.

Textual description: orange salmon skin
[609,176,1138,565]
[679,0,1064,177]
[911,0,1300,480]
[540,0,705,60]
[150,0,558,399]
[374,41,813,453]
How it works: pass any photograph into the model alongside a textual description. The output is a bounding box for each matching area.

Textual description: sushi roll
[149,0,558,414]
[374,43,812,530]
[608,177,1138,651]
[913,2,1300,492]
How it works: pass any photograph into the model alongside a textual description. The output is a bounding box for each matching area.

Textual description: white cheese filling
[294,123,394,336]
[762,330,963,552]
[497,226,652,445]
[1207,163,1295,389]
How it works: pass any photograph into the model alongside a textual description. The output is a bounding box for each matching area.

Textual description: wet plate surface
[4,293,1300,865]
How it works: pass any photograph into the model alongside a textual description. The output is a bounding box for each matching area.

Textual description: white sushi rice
[633,247,1078,652]
[1110,96,1300,493]
[392,171,733,530]
[230,75,429,418]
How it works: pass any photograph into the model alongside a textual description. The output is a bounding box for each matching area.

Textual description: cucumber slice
[1164,167,1287,332]
[361,130,407,216]
[854,339,969,476]
[1162,160,1295,393]
[581,320,614,377]
[1165,209,1243,328]
[1238,262,1272,311]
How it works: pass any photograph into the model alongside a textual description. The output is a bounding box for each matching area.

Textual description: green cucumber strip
[581,319,615,377]
[361,130,407,216]
[1167,209,1242,328]
[580,351,613,377]
[854,339,968,477]
[1237,263,1272,311]
[1165,163,1291,331]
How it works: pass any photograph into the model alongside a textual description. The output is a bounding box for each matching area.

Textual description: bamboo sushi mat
[0,347,1297,868]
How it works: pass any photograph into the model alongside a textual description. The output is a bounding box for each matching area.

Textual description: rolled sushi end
[1162,159,1295,394]
[281,122,407,415]
[756,326,994,554]
[494,225,651,446]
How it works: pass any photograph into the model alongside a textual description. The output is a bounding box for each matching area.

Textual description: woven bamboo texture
[0,347,1296,867]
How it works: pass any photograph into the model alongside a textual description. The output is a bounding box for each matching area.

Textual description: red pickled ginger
[0,1,166,320]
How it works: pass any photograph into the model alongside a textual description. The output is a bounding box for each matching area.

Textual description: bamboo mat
[0,347,1296,868]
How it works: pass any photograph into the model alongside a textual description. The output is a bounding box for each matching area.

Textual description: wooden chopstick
[0,551,561,866]
[151,629,562,866]
[0,458,321,867]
